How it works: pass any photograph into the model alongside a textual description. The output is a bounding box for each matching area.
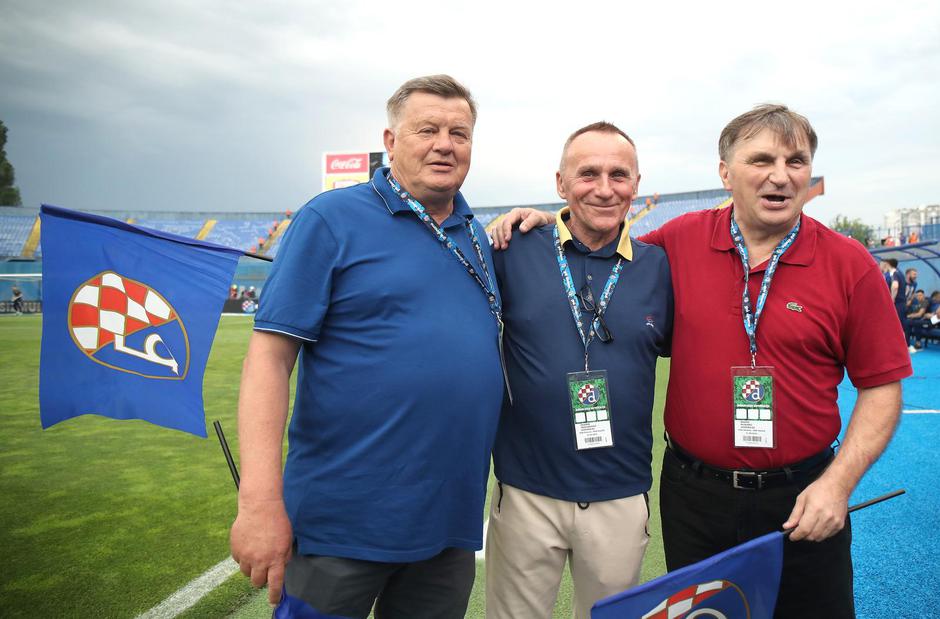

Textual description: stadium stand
[0,208,38,257]
[475,203,564,231]
[204,219,275,252]
[628,191,730,237]
[132,218,205,239]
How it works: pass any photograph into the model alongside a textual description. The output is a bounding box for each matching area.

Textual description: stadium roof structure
[870,240,940,280]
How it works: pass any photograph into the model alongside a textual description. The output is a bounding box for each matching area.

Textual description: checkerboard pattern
[740,379,764,402]
[641,580,732,619]
[577,383,597,404]
[69,271,175,352]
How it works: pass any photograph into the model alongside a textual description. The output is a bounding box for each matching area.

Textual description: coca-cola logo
[326,154,368,173]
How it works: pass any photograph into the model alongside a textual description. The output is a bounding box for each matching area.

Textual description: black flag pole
[847,488,905,513]
[213,420,240,490]
[783,489,905,536]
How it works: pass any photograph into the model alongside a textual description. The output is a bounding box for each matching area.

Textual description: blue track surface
[837,348,940,617]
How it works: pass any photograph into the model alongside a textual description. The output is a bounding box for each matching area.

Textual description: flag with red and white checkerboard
[69,271,175,352]
[641,580,732,619]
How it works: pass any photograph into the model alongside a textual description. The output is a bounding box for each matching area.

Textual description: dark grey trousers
[283,547,475,619]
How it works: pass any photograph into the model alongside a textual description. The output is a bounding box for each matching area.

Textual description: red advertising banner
[325,153,369,174]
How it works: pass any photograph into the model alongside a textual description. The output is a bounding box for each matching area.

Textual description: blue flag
[39,204,242,437]
[592,531,783,619]
[273,588,351,619]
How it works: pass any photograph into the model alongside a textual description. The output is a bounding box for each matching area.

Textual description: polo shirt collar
[371,166,473,227]
[555,207,633,260]
[709,204,816,266]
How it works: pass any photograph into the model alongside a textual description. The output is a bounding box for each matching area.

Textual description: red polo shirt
[640,206,911,469]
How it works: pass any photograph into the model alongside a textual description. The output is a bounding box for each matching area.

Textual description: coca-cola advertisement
[322,151,387,192]
[326,153,368,174]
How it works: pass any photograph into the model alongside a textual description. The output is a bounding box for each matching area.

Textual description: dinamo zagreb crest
[740,378,765,403]
[642,580,750,619]
[67,271,190,379]
[578,383,599,405]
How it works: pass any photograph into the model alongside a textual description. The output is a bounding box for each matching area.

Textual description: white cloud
[0,0,938,224]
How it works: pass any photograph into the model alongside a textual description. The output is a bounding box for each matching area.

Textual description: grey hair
[386,74,477,128]
[560,121,636,170]
[719,104,818,161]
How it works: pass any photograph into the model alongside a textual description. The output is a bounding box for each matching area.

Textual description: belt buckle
[732,470,762,490]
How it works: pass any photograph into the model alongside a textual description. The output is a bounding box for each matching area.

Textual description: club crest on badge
[577,383,599,405]
[67,271,190,379]
[641,580,750,619]
[740,379,765,403]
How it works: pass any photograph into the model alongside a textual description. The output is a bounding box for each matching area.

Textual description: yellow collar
[555,207,633,260]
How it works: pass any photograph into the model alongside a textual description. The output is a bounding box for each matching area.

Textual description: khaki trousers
[485,482,649,619]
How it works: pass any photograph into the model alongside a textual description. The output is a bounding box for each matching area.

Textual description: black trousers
[660,448,855,619]
[284,547,475,619]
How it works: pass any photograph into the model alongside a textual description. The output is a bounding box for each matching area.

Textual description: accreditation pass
[731,366,776,448]
[567,370,614,450]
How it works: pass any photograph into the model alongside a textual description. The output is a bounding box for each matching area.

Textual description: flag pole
[783,489,905,536]
[213,420,240,490]
[243,251,273,263]
[215,251,267,486]
[847,488,905,513]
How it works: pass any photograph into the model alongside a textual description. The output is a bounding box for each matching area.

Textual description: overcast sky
[1,0,938,226]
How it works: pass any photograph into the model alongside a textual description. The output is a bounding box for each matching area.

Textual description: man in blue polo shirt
[486,122,673,619]
[230,75,509,618]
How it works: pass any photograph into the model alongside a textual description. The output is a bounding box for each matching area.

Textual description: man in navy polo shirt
[229,75,514,618]
[486,122,673,619]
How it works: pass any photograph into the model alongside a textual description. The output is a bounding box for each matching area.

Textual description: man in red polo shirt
[494,105,911,617]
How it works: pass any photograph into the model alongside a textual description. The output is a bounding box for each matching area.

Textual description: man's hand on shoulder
[491,208,554,250]
[231,497,294,605]
[781,472,851,542]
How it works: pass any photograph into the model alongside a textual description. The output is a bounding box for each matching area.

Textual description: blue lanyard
[386,174,501,324]
[553,225,623,371]
[730,212,800,368]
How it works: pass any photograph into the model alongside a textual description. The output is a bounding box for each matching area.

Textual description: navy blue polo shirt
[255,167,503,562]
[493,209,673,502]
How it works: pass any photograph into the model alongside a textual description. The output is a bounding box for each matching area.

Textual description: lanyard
[386,174,501,324]
[729,211,800,368]
[553,225,623,372]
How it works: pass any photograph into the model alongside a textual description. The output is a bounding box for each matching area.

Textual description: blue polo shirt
[255,167,503,562]
[493,209,673,502]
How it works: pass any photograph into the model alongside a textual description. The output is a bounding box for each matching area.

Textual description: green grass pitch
[0,315,668,618]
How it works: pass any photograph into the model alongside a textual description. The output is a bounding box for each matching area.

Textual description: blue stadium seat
[0,214,36,257]
[629,195,729,237]
[133,219,205,239]
[205,219,274,252]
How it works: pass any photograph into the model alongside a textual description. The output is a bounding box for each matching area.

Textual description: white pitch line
[135,557,239,619]
[903,409,940,414]
[139,519,489,618]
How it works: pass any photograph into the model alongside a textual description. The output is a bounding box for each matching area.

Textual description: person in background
[883,259,908,352]
[11,285,24,315]
[904,268,918,310]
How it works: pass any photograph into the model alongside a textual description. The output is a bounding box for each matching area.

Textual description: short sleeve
[843,265,912,388]
[638,226,664,247]
[253,206,339,342]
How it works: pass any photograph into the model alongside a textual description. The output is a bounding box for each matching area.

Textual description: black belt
[668,441,833,491]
